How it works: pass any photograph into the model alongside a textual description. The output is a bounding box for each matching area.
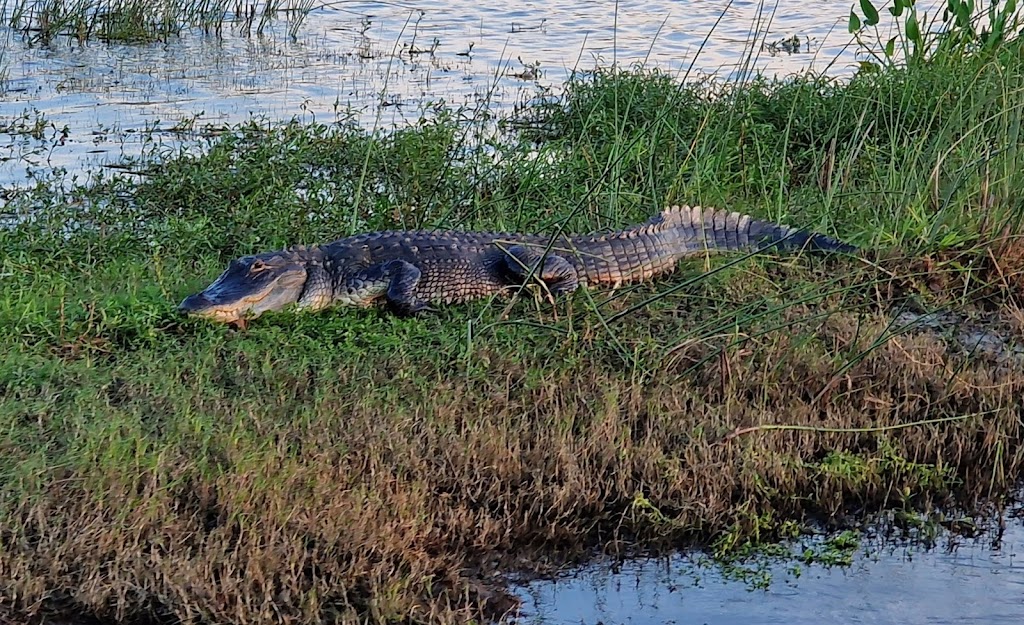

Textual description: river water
[1,0,935,188]
[513,514,1024,624]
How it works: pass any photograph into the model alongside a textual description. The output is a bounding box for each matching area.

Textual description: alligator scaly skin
[312,204,855,313]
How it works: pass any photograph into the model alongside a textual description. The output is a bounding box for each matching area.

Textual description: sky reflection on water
[0,0,930,187]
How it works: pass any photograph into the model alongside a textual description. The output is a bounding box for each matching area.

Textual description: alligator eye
[249,260,267,274]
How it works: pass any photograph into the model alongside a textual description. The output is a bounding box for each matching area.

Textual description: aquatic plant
[0,0,319,44]
[0,34,8,93]
[849,0,1024,68]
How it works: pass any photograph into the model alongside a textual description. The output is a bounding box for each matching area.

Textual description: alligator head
[178,246,330,327]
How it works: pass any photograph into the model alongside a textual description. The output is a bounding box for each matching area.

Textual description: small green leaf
[906,13,921,43]
[955,1,971,27]
[857,60,880,74]
[860,0,881,25]
[885,37,896,57]
[848,9,862,32]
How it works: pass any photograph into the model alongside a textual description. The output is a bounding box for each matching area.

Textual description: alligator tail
[654,204,857,254]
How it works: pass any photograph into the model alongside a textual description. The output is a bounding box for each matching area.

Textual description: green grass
[1,0,317,43]
[2,24,1024,625]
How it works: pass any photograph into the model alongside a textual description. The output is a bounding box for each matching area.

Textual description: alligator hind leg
[502,245,580,297]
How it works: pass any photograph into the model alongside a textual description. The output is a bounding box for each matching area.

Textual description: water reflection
[0,0,936,187]
[513,518,1024,624]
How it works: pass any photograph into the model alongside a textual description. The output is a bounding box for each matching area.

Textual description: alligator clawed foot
[543,289,557,308]
[387,300,437,318]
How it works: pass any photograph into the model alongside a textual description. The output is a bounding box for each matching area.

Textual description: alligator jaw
[177,290,272,326]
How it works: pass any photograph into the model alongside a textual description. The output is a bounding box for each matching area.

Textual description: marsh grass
[0,27,9,92]
[1,0,317,44]
[2,18,1024,625]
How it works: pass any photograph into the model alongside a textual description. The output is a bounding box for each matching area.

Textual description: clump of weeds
[2,11,1024,625]
[3,0,318,44]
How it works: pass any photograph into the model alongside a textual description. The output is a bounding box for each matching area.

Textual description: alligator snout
[177,292,212,314]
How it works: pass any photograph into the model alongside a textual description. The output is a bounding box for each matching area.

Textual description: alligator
[178,204,856,326]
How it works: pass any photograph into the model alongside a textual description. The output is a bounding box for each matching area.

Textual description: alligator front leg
[343,259,435,317]
[502,245,580,297]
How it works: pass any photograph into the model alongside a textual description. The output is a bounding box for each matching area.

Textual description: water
[513,517,1024,624]
[1,0,933,188]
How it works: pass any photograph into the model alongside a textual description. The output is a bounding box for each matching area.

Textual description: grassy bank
[2,25,1024,625]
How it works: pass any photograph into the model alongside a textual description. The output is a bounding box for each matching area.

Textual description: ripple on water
[1,0,940,187]
[512,518,1024,625]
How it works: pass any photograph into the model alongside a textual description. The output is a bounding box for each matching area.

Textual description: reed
[1,0,318,43]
